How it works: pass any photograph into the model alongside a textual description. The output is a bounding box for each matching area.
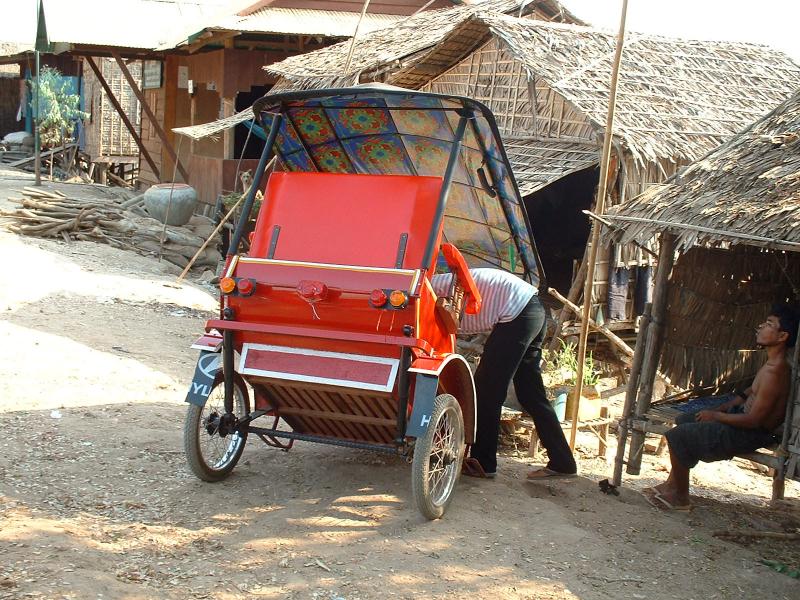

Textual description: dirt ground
[1,168,799,600]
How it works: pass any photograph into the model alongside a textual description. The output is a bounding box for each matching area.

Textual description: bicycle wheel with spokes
[411,393,465,520]
[183,375,250,482]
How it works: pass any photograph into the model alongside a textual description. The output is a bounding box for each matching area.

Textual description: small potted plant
[549,340,601,421]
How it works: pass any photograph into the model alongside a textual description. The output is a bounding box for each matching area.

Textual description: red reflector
[370,289,387,307]
[237,278,254,295]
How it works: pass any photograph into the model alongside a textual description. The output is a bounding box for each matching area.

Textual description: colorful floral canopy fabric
[252,85,542,284]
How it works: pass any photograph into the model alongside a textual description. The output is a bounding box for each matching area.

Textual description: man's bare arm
[716,387,751,412]
[697,378,781,429]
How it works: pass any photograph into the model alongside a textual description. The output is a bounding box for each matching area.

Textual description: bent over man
[647,304,798,510]
[431,268,576,479]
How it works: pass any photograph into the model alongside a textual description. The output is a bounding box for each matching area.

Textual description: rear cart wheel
[184,376,250,482]
[411,393,465,520]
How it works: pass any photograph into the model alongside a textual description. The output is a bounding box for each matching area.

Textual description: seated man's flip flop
[526,467,577,480]
[640,488,692,511]
[462,457,496,479]
[653,494,692,512]
[641,488,662,509]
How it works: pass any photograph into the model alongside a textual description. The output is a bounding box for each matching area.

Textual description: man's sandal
[526,467,576,480]
[461,457,496,479]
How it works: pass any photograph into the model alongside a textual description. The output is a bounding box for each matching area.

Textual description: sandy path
[0,173,798,599]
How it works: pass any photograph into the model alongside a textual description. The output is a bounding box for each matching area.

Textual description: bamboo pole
[547,287,634,360]
[547,252,587,352]
[773,320,800,500]
[343,0,372,76]
[176,156,276,282]
[612,303,651,486]
[568,0,629,451]
[626,232,676,475]
[34,49,41,186]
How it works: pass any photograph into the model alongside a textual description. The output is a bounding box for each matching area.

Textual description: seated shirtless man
[647,304,798,510]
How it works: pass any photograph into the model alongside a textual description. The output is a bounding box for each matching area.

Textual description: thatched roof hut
[604,89,800,492]
[266,1,582,91]
[605,89,800,254]
[265,6,800,330]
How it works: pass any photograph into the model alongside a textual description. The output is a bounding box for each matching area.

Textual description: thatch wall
[419,38,594,141]
[661,246,800,390]
[82,58,141,158]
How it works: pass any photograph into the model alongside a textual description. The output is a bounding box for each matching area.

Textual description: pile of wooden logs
[1,187,221,271]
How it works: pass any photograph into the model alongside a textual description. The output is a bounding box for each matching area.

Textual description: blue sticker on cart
[185,351,221,405]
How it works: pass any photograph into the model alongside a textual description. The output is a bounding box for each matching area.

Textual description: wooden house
[0,58,21,141]
[604,88,800,499]
[0,0,453,202]
[118,0,460,205]
[266,9,800,342]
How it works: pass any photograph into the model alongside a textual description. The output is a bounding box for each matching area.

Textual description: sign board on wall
[142,61,163,89]
[177,66,189,89]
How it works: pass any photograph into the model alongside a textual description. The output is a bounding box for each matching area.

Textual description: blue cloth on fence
[672,394,744,425]
[673,394,735,414]
[607,266,629,321]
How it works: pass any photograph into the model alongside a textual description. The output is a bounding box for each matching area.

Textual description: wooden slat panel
[268,385,315,435]
[277,407,394,428]
[273,384,333,437]
[264,382,397,444]
[347,393,395,443]
[306,388,365,440]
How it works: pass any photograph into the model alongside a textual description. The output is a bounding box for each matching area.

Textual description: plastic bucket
[551,390,568,422]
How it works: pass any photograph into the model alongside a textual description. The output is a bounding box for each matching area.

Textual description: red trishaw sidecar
[184,85,544,519]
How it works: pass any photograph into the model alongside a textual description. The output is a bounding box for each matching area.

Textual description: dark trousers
[470,296,577,474]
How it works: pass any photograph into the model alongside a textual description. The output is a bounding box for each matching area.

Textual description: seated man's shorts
[665,422,777,469]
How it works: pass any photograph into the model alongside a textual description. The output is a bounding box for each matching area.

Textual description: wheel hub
[204,412,221,436]
[205,412,237,437]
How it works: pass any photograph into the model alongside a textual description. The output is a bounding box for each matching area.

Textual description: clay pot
[144,183,198,226]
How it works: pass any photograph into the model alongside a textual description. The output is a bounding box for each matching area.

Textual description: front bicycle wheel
[183,375,250,482]
[411,393,465,520]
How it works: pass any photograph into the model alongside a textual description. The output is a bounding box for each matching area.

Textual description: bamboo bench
[635,405,787,499]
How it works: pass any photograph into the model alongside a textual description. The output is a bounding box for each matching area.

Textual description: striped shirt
[430,268,537,334]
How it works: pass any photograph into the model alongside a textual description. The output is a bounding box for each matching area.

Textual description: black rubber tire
[411,393,465,520]
[183,375,250,482]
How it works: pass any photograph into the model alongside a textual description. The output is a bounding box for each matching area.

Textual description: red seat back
[250,172,443,269]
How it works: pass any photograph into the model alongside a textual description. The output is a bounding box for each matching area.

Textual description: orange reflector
[237,278,254,295]
[219,277,236,294]
[370,289,387,307]
[389,290,408,308]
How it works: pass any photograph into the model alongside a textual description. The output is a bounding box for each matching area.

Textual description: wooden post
[612,303,651,486]
[95,161,108,185]
[112,51,188,181]
[222,97,236,160]
[85,56,161,180]
[569,0,629,451]
[548,253,587,352]
[626,232,675,474]
[773,320,800,500]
